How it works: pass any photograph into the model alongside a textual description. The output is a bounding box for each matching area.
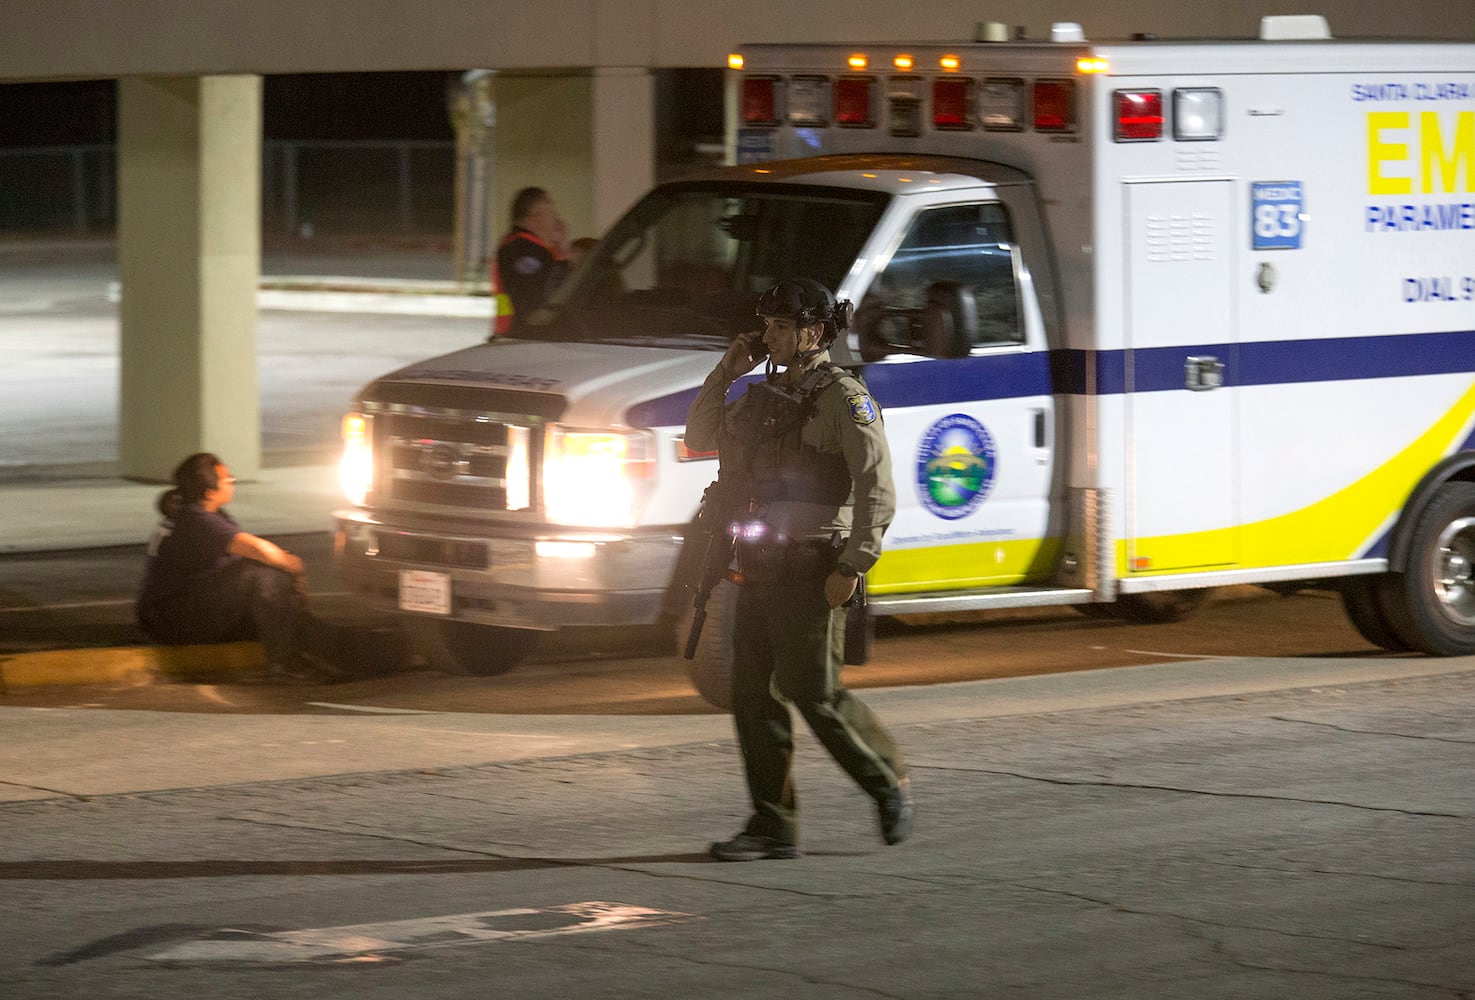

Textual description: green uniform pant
[731,574,906,845]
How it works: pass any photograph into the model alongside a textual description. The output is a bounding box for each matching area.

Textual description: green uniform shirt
[686,351,895,573]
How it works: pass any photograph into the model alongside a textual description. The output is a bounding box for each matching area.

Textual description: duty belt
[735,535,841,584]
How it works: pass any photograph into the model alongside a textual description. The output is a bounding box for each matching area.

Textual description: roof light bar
[887,76,923,137]
[741,76,781,127]
[979,78,1026,131]
[788,75,828,127]
[1173,88,1223,140]
[933,77,972,130]
[1033,79,1076,132]
[835,76,875,127]
[1114,89,1163,141]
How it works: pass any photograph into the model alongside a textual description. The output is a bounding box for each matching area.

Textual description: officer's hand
[824,571,858,609]
[720,331,765,378]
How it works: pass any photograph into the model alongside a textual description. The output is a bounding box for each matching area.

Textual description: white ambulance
[334,16,1475,703]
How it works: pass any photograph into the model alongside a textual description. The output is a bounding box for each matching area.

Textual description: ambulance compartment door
[1124,180,1238,573]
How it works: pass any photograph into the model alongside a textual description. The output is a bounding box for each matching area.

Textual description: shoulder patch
[513,255,544,276]
[847,392,878,425]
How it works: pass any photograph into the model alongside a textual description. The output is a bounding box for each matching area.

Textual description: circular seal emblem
[916,413,997,520]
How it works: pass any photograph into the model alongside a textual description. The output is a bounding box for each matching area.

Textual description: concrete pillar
[591,68,654,230]
[492,68,654,247]
[449,70,498,286]
[117,75,262,482]
[493,75,596,244]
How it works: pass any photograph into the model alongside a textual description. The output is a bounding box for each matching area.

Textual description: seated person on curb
[135,453,337,683]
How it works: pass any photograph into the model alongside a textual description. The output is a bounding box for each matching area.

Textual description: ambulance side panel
[1091,65,1475,588]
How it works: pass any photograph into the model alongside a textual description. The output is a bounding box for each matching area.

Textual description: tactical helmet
[757,279,846,327]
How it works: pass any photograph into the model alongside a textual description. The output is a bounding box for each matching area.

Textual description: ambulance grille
[368,403,544,518]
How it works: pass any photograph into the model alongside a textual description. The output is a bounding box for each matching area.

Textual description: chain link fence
[0,140,454,235]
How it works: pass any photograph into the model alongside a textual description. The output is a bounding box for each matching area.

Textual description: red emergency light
[835,77,875,127]
[1032,80,1075,132]
[932,78,972,129]
[742,76,781,126]
[1114,89,1164,141]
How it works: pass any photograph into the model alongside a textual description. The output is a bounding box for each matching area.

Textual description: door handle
[1185,355,1224,391]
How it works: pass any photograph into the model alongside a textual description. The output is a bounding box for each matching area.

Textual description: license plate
[398,570,452,615]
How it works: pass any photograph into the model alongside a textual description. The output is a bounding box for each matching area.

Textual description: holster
[842,574,871,666]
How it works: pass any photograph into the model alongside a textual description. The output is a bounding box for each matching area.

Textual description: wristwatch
[835,562,861,578]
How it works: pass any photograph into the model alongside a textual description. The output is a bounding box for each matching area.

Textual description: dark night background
[0,70,724,235]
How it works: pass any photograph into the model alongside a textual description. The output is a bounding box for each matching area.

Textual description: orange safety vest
[489,229,561,336]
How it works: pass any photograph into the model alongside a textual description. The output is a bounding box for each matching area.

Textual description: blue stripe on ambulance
[631,328,1475,429]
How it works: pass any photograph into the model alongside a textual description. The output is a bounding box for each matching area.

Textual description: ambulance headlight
[339,412,374,507]
[1174,88,1223,141]
[543,426,656,527]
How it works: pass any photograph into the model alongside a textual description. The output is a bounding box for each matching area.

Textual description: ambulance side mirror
[920,281,978,359]
[855,299,905,362]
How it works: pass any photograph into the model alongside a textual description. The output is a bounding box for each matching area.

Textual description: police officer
[685,278,913,861]
[489,186,569,337]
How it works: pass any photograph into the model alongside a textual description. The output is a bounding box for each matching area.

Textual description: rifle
[683,478,740,659]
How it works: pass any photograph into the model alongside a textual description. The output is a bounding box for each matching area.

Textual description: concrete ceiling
[4,0,1470,82]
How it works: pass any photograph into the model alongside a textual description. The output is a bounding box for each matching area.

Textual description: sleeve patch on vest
[847,393,878,425]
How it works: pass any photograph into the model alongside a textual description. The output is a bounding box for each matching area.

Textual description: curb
[0,642,267,689]
[105,277,493,318]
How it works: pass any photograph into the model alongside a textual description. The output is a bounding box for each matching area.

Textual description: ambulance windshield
[519,181,888,349]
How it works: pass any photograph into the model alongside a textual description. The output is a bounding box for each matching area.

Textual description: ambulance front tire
[1384,481,1475,656]
[678,579,737,712]
[1339,575,1413,652]
[1073,589,1210,624]
[400,616,539,676]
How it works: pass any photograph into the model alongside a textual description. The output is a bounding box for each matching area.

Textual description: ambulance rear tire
[1387,481,1475,656]
[678,579,737,712]
[1339,574,1413,652]
[401,617,539,676]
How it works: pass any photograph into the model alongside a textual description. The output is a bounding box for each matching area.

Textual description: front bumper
[333,509,684,630]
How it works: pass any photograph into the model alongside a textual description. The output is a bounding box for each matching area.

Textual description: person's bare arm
[227,532,305,576]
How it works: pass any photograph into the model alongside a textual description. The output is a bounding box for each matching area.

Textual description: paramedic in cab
[684,278,913,862]
[489,186,569,337]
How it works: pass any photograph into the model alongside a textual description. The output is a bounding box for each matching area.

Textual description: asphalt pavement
[3,657,1472,997]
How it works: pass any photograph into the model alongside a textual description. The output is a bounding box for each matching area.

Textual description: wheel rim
[1430,515,1475,627]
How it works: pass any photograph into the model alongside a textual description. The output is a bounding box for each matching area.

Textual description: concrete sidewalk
[3,658,1472,997]
[0,462,343,554]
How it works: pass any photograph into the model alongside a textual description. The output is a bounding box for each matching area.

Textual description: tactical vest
[489,229,559,336]
[720,363,856,511]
